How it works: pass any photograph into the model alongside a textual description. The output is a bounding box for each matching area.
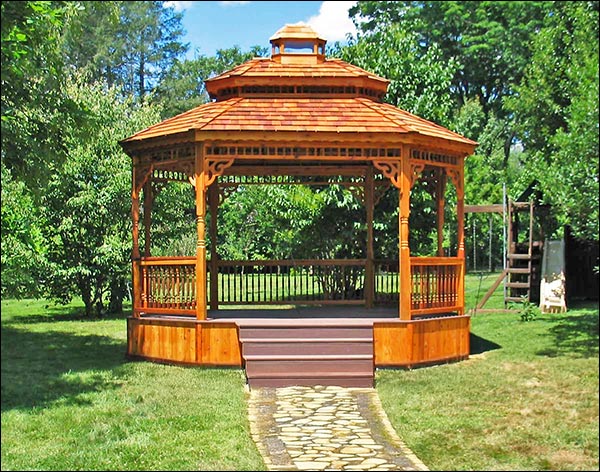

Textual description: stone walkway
[247,385,429,471]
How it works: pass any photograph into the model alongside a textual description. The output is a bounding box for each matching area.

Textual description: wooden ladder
[505,200,534,305]
[475,200,536,311]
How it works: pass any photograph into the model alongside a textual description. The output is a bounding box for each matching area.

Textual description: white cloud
[306,1,357,43]
[164,1,195,12]
[219,1,250,6]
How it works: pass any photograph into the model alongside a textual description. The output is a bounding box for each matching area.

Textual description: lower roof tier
[122,97,477,150]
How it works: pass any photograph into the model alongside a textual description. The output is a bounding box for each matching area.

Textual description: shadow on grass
[469,332,501,355]
[5,304,131,325]
[537,302,599,358]
[1,325,127,412]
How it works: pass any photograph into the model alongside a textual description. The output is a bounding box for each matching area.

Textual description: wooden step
[507,268,531,274]
[508,253,531,260]
[245,357,373,377]
[238,322,375,388]
[248,375,373,388]
[242,339,373,356]
[505,296,529,303]
[239,326,372,340]
[506,282,530,289]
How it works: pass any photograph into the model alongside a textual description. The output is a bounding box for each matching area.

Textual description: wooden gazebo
[120,24,478,387]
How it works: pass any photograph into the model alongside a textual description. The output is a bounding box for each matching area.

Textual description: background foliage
[1,1,598,310]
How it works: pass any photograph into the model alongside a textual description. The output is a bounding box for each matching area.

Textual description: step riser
[243,341,373,357]
[248,377,374,388]
[246,359,373,377]
[239,324,375,388]
[239,326,372,340]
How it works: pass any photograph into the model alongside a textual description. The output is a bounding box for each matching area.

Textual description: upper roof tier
[205,23,389,101]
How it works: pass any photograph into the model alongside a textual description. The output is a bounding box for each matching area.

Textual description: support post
[131,165,141,317]
[195,144,207,320]
[208,181,219,311]
[143,179,153,257]
[456,167,465,314]
[399,151,412,320]
[365,165,375,308]
[436,168,446,257]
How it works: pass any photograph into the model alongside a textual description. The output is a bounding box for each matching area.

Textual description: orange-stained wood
[143,179,153,257]
[127,315,469,368]
[209,181,219,310]
[128,317,243,367]
[398,145,411,320]
[373,315,470,367]
[199,323,242,366]
[195,143,207,320]
[127,317,197,364]
[365,165,375,308]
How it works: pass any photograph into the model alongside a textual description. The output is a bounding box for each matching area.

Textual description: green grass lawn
[2,273,598,471]
[0,299,266,471]
[378,272,599,471]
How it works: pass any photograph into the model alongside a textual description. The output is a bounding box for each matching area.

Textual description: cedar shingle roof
[122,97,476,146]
[121,23,477,151]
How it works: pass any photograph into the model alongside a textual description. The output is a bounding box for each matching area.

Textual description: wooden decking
[127,306,470,386]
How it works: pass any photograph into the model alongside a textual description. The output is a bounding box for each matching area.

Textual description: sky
[164,1,359,59]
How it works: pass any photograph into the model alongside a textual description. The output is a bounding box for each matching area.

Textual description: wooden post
[195,143,207,320]
[399,151,412,320]
[143,179,153,257]
[436,168,446,257]
[456,167,465,314]
[365,165,375,308]
[131,165,141,317]
[208,181,219,311]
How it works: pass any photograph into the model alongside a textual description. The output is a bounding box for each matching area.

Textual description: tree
[62,1,188,101]
[1,1,81,190]
[505,1,599,240]
[0,163,46,298]
[332,23,458,126]
[41,76,160,316]
[349,1,550,116]
[156,45,268,119]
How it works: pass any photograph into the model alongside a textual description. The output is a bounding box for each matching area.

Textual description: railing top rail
[140,257,196,266]
[217,259,367,267]
[138,256,463,267]
[410,257,463,266]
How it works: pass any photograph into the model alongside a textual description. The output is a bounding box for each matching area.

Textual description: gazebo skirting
[126,255,470,371]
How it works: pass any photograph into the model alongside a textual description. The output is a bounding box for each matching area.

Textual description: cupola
[269,23,326,65]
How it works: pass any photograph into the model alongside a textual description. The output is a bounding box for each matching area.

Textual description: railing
[410,257,464,315]
[134,256,463,316]
[216,259,366,304]
[137,257,196,316]
[374,258,464,315]
[374,259,399,304]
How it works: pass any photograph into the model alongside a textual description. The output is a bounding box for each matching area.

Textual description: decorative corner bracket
[446,168,464,197]
[372,160,401,189]
[409,162,426,188]
[204,158,235,188]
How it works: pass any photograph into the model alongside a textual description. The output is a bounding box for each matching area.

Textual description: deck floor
[207,305,399,326]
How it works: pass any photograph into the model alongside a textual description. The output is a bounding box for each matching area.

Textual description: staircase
[238,320,374,388]
[505,200,542,305]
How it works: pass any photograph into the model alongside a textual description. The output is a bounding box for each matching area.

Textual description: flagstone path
[247,385,429,471]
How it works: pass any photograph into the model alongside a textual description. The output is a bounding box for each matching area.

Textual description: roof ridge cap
[356,97,411,130]
[375,101,478,144]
